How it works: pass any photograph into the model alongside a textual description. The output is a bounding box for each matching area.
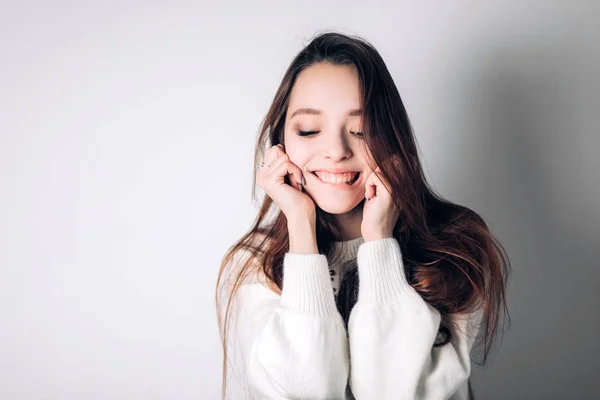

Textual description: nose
[323,132,353,161]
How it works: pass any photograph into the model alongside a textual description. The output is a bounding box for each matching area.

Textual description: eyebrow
[290,107,362,119]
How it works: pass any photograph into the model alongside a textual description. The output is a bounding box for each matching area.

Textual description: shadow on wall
[447,31,599,399]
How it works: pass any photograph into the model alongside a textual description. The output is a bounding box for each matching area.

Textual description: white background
[1,1,598,399]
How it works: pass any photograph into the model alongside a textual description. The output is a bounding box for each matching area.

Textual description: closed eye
[298,130,365,138]
[298,130,319,136]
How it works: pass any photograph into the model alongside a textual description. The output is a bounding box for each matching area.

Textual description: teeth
[314,172,358,184]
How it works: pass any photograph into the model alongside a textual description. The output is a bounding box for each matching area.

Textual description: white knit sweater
[218,236,483,400]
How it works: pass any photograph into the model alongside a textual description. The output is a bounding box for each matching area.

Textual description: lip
[311,168,359,174]
[310,170,361,188]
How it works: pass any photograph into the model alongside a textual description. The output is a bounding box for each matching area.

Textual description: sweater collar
[331,236,364,264]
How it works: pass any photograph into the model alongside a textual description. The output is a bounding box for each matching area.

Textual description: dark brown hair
[215,30,511,399]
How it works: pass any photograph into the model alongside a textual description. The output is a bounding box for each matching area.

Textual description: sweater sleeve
[218,249,350,399]
[347,238,484,400]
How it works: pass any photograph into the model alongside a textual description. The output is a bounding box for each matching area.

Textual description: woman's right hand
[257,144,316,224]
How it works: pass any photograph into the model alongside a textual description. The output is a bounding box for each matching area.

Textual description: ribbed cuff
[280,253,338,316]
[356,237,414,303]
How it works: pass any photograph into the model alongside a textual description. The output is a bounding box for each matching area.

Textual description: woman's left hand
[361,166,400,242]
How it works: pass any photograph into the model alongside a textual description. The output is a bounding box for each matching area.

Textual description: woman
[215,31,510,400]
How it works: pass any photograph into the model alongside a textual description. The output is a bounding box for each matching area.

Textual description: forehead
[288,63,361,117]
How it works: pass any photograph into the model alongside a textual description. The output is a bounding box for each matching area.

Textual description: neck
[331,201,364,241]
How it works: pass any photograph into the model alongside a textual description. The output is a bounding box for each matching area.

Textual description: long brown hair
[215,30,511,399]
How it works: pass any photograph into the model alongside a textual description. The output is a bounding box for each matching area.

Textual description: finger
[257,154,286,192]
[373,170,393,197]
[365,170,377,200]
[265,153,289,173]
[259,149,283,178]
[270,158,296,189]
[287,163,304,191]
[274,157,303,191]
[287,171,301,191]
[263,147,280,167]
[374,166,392,188]
[263,144,285,167]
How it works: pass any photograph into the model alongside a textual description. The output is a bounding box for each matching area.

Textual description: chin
[313,196,364,215]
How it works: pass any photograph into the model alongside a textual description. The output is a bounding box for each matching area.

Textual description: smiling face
[283,62,373,215]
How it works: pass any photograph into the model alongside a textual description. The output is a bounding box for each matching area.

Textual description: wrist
[288,218,318,254]
[363,232,394,242]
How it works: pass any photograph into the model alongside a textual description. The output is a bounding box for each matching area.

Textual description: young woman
[215,31,511,400]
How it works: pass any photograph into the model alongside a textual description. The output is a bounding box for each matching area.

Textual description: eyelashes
[297,130,365,138]
[297,130,318,136]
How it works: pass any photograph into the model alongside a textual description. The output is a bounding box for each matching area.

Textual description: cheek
[289,155,310,172]
[284,144,311,167]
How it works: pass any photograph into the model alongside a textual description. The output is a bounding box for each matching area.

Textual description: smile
[312,171,360,186]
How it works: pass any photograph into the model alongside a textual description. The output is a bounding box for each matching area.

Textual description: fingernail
[365,194,370,201]
[277,144,284,149]
[299,184,303,191]
[301,175,306,186]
